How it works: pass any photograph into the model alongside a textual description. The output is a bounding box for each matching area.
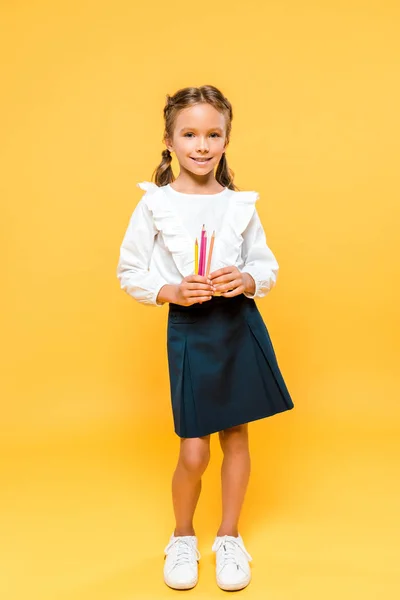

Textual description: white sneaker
[212,534,253,591]
[163,533,201,590]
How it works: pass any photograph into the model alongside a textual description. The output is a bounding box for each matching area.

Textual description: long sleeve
[116,198,169,307]
[240,208,279,299]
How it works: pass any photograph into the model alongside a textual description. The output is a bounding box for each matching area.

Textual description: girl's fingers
[215,278,239,292]
[210,275,232,286]
[222,279,244,295]
[221,288,240,297]
[187,283,214,291]
[186,275,212,284]
[187,291,212,297]
[186,289,213,297]
[222,284,245,297]
[211,273,240,287]
[190,296,212,304]
[210,268,239,284]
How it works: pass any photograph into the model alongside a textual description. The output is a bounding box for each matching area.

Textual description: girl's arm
[116,199,170,306]
[240,208,280,299]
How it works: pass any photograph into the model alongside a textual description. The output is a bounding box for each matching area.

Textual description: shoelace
[213,536,253,568]
[164,537,201,568]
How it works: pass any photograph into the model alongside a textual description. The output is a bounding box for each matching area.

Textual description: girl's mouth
[191,157,212,164]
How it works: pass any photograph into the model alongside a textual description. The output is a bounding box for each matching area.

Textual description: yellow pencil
[205,230,215,277]
[195,237,199,274]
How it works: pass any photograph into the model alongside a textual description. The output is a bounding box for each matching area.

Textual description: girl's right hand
[174,275,215,306]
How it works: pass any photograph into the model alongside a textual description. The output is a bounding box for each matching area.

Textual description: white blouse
[116,181,280,307]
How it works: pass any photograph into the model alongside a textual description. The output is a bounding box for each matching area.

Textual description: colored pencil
[205,230,215,277]
[194,238,199,274]
[199,225,206,275]
[202,232,207,276]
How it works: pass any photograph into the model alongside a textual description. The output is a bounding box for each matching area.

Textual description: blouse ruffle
[137,181,259,278]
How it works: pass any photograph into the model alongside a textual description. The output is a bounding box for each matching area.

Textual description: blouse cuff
[154,278,169,307]
[139,275,169,307]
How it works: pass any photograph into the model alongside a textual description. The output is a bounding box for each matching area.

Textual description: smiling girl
[116,84,294,592]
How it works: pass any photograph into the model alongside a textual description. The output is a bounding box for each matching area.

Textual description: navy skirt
[167,294,294,438]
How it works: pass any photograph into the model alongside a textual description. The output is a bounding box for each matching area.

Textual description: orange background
[1,1,399,598]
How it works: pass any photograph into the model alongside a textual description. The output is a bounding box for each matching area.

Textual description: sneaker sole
[216,575,251,591]
[164,576,198,590]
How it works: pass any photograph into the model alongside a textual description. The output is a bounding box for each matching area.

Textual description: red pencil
[199,225,206,275]
[201,231,208,276]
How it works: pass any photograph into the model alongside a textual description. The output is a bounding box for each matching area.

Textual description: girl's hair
[152,85,239,190]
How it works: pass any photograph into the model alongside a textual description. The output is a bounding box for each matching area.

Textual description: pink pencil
[199,225,206,275]
[201,232,208,276]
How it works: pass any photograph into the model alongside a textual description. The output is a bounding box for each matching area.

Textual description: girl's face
[165,103,228,177]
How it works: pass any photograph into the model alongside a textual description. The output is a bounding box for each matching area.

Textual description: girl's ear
[164,137,173,153]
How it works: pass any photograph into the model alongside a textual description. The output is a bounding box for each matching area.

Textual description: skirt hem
[173,403,294,439]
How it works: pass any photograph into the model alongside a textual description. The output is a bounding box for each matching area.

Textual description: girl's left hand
[209,266,255,297]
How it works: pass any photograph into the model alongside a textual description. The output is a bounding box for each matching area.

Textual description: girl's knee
[219,423,249,452]
[179,437,210,475]
[220,423,248,437]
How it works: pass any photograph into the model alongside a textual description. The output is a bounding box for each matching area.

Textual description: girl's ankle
[216,529,239,537]
[174,528,196,537]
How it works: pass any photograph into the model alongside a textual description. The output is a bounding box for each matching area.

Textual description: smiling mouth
[191,157,212,162]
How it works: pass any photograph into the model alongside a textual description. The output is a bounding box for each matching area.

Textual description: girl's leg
[217,424,251,537]
[172,435,211,536]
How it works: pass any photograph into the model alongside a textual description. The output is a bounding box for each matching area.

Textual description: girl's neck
[170,174,224,195]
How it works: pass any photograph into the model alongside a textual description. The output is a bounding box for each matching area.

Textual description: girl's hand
[174,274,215,306]
[209,266,255,298]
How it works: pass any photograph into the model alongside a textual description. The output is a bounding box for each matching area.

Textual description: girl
[116,85,294,592]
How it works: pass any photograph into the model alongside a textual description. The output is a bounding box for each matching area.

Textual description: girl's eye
[184,133,220,138]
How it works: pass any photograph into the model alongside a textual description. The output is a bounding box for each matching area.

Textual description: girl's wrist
[156,284,179,305]
[241,272,256,295]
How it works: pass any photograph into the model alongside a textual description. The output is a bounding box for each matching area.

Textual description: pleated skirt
[167,294,294,438]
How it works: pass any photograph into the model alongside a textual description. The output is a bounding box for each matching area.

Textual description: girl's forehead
[174,104,226,130]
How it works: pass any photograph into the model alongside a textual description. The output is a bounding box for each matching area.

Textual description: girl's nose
[197,138,209,152]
